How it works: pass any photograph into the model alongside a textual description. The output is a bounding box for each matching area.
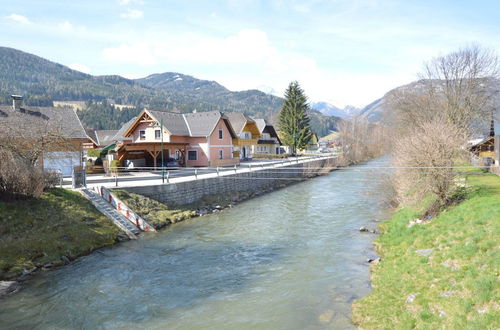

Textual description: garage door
[43,151,81,176]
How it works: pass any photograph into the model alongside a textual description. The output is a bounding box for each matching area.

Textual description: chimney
[11,95,23,111]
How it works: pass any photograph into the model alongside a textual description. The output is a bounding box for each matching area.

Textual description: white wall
[43,151,81,176]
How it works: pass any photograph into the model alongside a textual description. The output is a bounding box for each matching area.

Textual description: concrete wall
[122,157,338,206]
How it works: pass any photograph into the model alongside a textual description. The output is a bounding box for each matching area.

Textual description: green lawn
[0,188,122,280]
[112,189,196,229]
[353,171,500,329]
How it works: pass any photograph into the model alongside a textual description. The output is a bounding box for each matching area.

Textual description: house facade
[115,110,239,168]
[226,113,261,160]
[252,119,282,155]
[0,95,89,176]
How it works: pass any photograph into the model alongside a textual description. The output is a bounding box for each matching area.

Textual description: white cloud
[101,28,415,107]
[68,63,91,74]
[103,29,277,65]
[5,14,32,25]
[118,0,144,5]
[58,21,73,32]
[120,9,144,19]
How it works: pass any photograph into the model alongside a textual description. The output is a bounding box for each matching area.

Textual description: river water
[0,160,390,329]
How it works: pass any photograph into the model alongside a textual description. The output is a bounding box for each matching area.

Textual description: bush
[0,150,48,199]
[110,160,120,173]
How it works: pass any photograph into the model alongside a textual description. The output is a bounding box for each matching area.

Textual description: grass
[112,190,196,229]
[0,188,123,280]
[352,170,500,329]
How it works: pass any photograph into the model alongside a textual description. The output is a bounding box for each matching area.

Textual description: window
[188,150,197,160]
[218,129,223,139]
[219,150,223,159]
[241,132,251,139]
[139,130,146,140]
[155,130,161,140]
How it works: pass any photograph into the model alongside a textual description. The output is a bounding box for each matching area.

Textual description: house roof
[118,110,237,140]
[0,106,87,139]
[113,117,137,141]
[253,118,267,133]
[225,113,255,134]
[94,130,119,146]
[148,110,190,136]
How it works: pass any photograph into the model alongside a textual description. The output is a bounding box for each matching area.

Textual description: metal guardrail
[69,154,339,187]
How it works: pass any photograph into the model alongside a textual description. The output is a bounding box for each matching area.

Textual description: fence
[94,186,156,232]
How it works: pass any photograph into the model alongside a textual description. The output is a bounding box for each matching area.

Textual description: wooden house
[225,113,261,160]
[114,110,239,168]
[252,118,282,155]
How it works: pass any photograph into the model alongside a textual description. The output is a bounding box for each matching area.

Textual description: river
[0,160,390,329]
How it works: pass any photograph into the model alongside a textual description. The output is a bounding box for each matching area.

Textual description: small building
[469,137,495,158]
[87,130,119,148]
[225,113,261,160]
[252,119,282,155]
[0,95,88,176]
[115,110,239,168]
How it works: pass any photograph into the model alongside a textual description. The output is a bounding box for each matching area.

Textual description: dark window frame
[188,150,197,161]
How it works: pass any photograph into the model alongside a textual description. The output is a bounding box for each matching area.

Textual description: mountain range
[0,47,338,136]
[310,102,362,119]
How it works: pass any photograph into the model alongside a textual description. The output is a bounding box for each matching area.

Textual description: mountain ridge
[0,46,339,136]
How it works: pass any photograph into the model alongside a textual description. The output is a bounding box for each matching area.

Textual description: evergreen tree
[278,81,313,155]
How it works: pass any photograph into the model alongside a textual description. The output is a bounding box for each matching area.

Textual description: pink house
[115,110,239,167]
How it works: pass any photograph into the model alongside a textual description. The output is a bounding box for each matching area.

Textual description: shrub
[0,150,48,199]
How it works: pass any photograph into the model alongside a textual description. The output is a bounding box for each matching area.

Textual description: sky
[1,0,499,108]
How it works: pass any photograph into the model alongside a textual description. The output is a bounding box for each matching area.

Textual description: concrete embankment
[121,156,338,206]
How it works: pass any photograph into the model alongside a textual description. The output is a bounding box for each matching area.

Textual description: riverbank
[112,180,292,230]
[352,169,500,328]
[0,158,334,286]
[0,188,124,282]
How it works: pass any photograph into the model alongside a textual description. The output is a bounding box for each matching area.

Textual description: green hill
[0,47,339,135]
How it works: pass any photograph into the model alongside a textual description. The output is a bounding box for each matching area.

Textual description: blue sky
[1,0,499,107]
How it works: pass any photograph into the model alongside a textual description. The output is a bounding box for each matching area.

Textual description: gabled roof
[252,118,282,145]
[148,110,190,136]
[119,110,237,139]
[225,113,256,134]
[253,118,267,133]
[113,117,137,141]
[0,106,87,139]
[94,130,119,146]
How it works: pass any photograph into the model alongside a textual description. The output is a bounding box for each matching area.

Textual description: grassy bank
[0,188,123,280]
[112,187,283,230]
[112,189,196,229]
[353,170,500,329]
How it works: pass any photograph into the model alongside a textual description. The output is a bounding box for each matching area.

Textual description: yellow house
[226,113,261,159]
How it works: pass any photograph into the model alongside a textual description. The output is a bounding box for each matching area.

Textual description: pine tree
[278,81,313,155]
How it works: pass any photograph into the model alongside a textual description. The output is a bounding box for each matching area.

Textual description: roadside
[0,188,124,282]
[352,169,500,328]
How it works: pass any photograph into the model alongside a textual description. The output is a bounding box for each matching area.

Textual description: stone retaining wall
[121,156,338,206]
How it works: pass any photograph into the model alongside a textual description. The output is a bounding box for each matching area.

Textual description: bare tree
[337,116,389,164]
[392,118,467,205]
[389,45,499,136]
[386,45,498,206]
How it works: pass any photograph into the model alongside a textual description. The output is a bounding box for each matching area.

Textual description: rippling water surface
[0,160,390,329]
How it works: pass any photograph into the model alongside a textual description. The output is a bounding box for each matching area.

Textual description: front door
[242,147,247,159]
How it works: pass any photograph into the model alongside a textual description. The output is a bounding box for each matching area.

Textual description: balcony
[232,138,258,146]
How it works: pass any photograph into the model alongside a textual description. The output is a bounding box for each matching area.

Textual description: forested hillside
[0,47,339,135]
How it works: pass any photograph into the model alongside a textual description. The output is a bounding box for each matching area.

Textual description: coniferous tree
[278,81,313,155]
